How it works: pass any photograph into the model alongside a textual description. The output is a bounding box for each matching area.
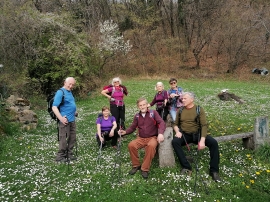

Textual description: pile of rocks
[5,95,38,130]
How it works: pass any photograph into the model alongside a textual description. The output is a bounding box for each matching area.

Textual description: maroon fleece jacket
[125,110,166,138]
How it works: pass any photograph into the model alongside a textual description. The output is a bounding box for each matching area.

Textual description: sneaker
[129,166,141,175]
[180,168,192,176]
[141,170,148,179]
[210,172,221,182]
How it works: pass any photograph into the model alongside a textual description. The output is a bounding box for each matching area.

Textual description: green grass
[0,78,270,202]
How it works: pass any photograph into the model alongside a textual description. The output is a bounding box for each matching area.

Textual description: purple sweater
[125,110,166,138]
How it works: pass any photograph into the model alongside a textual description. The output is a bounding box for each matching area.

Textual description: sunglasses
[114,81,119,83]
[170,82,176,85]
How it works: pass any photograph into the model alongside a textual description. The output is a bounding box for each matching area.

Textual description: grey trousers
[55,122,76,160]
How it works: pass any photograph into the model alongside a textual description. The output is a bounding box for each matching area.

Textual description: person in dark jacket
[148,81,169,121]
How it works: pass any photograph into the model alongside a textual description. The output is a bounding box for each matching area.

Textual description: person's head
[137,97,148,113]
[169,78,177,88]
[101,106,110,117]
[112,77,122,86]
[64,77,76,91]
[182,92,195,108]
[155,82,164,92]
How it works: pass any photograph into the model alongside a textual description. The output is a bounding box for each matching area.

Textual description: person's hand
[157,134,164,143]
[99,136,104,143]
[198,140,206,150]
[175,131,182,138]
[60,116,68,125]
[118,129,126,136]
[147,104,151,107]
[109,130,114,137]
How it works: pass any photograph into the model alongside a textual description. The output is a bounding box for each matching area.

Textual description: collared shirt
[126,110,166,138]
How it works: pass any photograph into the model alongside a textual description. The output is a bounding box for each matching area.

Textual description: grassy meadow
[0,78,270,202]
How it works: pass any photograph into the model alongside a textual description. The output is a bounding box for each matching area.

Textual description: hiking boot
[210,172,221,182]
[141,170,149,179]
[180,168,192,176]
[129,166,141,175]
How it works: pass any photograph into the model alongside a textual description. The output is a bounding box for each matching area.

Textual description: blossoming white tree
[97,20,132,75]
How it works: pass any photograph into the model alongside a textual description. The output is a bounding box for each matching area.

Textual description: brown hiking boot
[180,168,192,176]
[210,172,221,182]
[141,170,149,179]
[129,166,141,175]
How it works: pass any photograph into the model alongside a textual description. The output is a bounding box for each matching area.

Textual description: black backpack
[47,89,65,121]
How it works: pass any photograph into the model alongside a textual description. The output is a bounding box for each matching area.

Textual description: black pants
[97,130,118,147]
[172,132,220,173]
[110,104,125,129]
[156,106,169,121]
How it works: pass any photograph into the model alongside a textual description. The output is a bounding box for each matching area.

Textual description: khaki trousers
[128,136,158,172]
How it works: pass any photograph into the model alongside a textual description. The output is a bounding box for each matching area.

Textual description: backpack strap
[135,110,156,125]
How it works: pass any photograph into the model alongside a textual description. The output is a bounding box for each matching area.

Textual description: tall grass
[0,78,269,202]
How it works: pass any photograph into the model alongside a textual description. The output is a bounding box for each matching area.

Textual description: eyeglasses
[170,82,176,85]
[114,81,119,83]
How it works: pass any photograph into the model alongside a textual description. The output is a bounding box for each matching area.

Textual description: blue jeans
[169,107,178,121]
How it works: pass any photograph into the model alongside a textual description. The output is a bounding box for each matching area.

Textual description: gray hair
[183,92,195,99]
[155,82,164,90]
[111,77,122,85]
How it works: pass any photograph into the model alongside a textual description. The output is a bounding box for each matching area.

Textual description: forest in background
[0,0,270,98]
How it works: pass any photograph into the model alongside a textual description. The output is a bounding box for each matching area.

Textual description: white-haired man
[172,92,221,182]
[53,77,78,163]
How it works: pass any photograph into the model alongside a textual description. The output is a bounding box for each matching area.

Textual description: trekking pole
[193,133,209,195]
[112,118,123,182]
[96,134,104,167]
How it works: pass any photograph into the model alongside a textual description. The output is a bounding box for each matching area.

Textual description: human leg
[111,129,118,146]
[141,137,158,172]
[67,122,77,160]
[205,136,220,173]
[171,135,193,170]
[128,137,147,168]
[169,108,177,121]
[55,122,68,161]
[119,105,126,129]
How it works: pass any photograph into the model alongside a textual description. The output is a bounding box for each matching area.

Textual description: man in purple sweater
[119,97,166,179]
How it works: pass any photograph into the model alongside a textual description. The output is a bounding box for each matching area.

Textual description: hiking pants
[110,104,125,129]
[169,106,179,122]
[55,122,76,160]
[172,133,220,173]
[128,136,158,172]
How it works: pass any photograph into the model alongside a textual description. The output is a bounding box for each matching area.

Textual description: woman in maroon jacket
[148,82,169,121]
